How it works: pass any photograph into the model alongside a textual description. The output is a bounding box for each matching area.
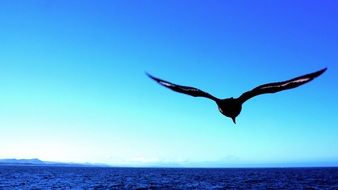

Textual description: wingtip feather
[322,67,328,73]
[314,67,328,77]
[145,71,151,77]
[145,72,156,80]
[145,72,165,85]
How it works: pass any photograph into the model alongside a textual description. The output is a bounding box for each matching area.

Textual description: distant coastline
[0,158,109,167]
[1,158,337,168]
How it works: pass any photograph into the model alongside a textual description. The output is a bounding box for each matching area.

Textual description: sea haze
[0,166,337,189]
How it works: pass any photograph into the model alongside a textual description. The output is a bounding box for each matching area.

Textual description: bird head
[231,117,236,124]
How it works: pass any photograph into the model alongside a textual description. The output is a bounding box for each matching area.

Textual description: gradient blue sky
[0,0,337,167]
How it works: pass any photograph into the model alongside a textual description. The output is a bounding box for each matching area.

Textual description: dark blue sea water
[0,166,337,189]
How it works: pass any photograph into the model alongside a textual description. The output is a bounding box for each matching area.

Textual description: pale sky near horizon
[0,0,337,167]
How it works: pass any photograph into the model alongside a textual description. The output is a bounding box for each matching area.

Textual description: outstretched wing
[238,68,327,104]
[146,72,219,101]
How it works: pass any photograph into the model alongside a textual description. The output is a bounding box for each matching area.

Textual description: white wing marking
[159,81,173,87]
[260,77,310,90]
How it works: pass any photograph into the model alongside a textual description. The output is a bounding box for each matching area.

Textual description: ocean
[0,166,337,189]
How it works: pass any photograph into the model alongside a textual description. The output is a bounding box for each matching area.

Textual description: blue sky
[0,0,337,167]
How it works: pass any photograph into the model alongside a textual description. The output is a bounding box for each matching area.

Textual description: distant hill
[0,158,45,165]
[0,158,109,167]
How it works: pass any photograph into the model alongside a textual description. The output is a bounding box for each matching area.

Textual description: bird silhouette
[146,68,327,124]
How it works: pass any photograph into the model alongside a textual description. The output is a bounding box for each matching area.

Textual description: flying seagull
[146,68,327,124]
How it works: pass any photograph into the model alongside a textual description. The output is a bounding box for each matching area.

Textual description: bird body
[216,98,242,124]
[147,68,327,124]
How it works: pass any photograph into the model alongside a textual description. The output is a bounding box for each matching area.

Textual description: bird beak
[232,117,236,124]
